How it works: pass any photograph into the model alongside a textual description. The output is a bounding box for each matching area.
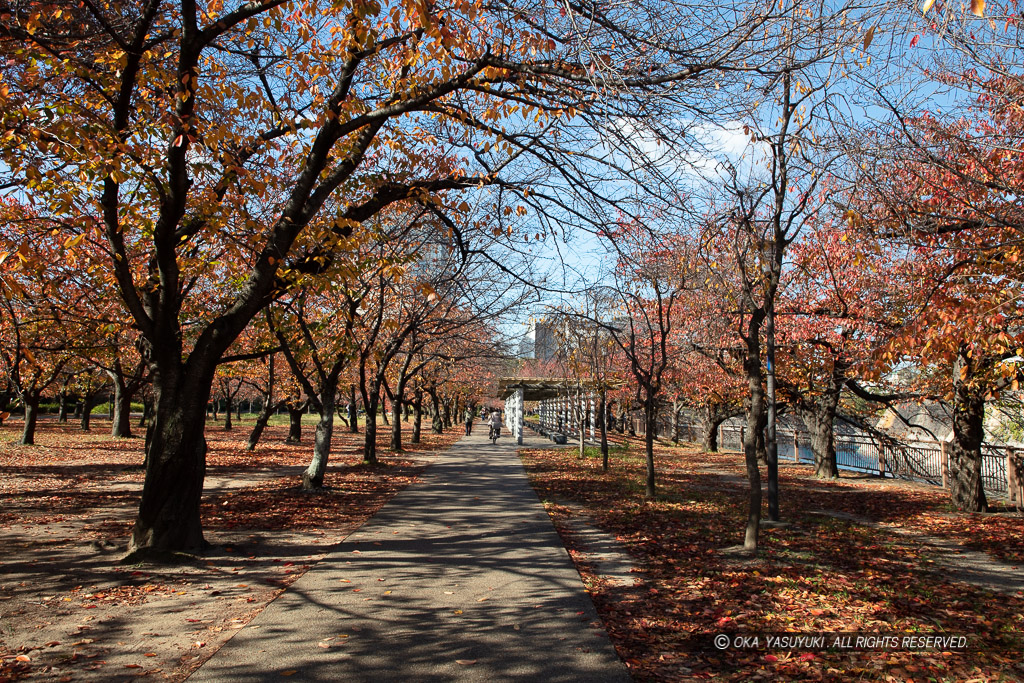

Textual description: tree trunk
[80,393,98,431]
[247,401,279,451]
[348,385,359,433]
[700,407,726,453]
[801,404,839,479]
[442,398,452,429]
[390,380,405,452]
[363,391,379,464]
[644,400,657,498]
[742,321,765,553]
[304,387,336,490]
[111,379,133,438]
[949,348,989,512]
[127,371,211,558]
[21,395,39,445]
[671,401,680,444]
[428,389,443,434]
[223,394,233,431]
[412,389,422,444]
[599,391,609,472]
[139,395,154,427]
[286,405,303,443]
[57,391,71,423]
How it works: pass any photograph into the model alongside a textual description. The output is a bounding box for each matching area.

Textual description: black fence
[713,424,1013,498]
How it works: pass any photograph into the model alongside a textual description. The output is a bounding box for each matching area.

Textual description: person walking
[464,408,474,435]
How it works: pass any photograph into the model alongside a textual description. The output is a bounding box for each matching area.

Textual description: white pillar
[579,396,586,438]
[589,394,595,441]
[516,388,524,445]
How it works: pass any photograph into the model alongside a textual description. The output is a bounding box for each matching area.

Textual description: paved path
[189,431,630,682]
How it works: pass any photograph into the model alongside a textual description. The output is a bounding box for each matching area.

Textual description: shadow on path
[188,432,630,682]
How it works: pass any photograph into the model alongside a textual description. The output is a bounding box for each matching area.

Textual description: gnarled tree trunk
[363,387,380,464]
[428,388,443,434]
[111,377,133,438]
[57,390,71,423]
[304,385,336,490]
[127,368,212,558]
[801,406,839,479]
[643,399,657,498]
[699,404,729,453]
[949,347,988,512]
[742,316,766,554]
[390,378,406,452]
[223,394,233,431]
[286,405,303,443]
[348,385,358,433]
[411,388,423,444]
[80,393,99,432]
[248,400,281,451]
[21,394,40,445]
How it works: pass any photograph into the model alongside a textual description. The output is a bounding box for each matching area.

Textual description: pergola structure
[496,377,622,445]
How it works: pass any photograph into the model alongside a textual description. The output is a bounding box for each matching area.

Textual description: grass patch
[581,443,629,459]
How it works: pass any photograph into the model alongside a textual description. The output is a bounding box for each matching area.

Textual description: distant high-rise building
[520,316,558,361]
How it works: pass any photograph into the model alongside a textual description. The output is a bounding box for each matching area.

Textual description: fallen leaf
[455,659,477,665]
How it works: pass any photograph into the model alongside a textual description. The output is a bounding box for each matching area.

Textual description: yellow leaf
[863,26,875,50]
[970,0,984,15]
[414,0,431,28]
[922,0,935,13]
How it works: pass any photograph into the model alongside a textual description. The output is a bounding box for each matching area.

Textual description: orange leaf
[970,0,984,14]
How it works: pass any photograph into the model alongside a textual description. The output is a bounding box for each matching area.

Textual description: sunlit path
[189,430,629,682]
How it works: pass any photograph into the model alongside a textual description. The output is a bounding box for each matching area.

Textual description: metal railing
[707,424,1017,500]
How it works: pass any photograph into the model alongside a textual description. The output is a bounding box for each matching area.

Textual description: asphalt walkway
[189,429,631,682]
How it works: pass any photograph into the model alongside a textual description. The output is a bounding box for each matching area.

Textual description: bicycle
[488,425,500,444]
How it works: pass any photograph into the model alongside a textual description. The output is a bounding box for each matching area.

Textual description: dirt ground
[0,416,459,682]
